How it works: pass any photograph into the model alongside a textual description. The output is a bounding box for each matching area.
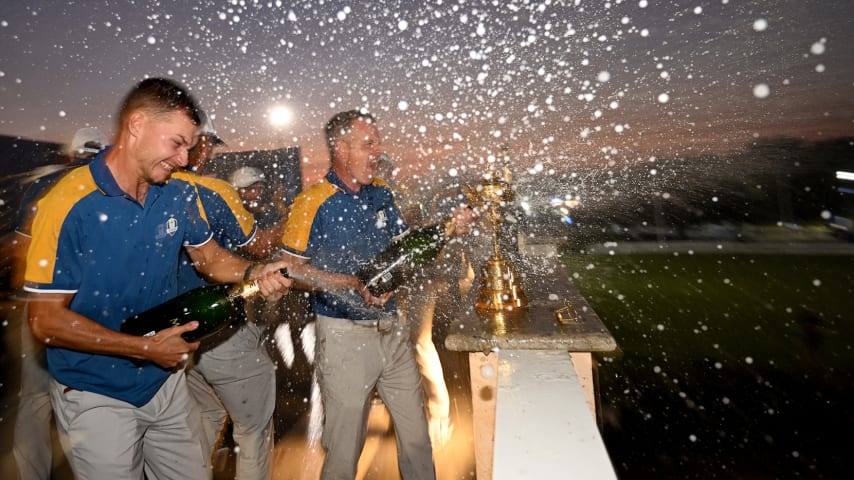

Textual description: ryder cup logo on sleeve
[376,209,387,229]
[156,217,180,239]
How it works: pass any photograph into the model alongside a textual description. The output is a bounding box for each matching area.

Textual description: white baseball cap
[199,112,226,145]
[229,166,265,188]
[65,127,108,156]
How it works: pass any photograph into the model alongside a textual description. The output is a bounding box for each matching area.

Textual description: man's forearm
[188,241,251,284]
[29,294,150,358]
[283,259,360,293]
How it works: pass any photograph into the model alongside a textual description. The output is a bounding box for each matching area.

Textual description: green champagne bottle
[357,219,455,296]
[120,268,288,342]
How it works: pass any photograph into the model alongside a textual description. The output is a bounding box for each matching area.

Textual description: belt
[353,315,396,333]
[356,317,395,333]
[318,314,395,333]
[352,320,378,328]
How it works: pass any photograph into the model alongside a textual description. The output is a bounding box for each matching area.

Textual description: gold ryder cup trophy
[466,159,528,316]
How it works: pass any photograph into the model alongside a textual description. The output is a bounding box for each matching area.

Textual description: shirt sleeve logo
[157,217,180,239]
[166,217,179,236]
[376,209,387,229]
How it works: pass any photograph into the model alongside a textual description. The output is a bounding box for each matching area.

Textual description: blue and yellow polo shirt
[23,152,213,407]
[281,170,408,320]
[15,159,90,238]
[171,170,256,293]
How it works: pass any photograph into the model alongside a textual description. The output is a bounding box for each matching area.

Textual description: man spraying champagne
[278,110,475,479]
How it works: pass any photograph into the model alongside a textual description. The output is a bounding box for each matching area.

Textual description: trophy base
[474,255,528,315]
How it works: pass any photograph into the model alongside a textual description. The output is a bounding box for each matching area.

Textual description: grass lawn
[563,252,854,479]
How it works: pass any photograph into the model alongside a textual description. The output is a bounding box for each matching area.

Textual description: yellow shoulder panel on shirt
[372,176,404,211]
[372,177,391,188]
[168,171,208,223]
[171,171,255,237]
[25,166,98,285]
[281,179,338,254]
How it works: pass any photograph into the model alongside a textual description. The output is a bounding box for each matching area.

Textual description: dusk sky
[1,0,852,183]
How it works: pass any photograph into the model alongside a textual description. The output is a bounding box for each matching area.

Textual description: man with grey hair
[279,109,475,479]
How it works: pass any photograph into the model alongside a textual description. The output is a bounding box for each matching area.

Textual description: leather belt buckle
[377,316,393,334]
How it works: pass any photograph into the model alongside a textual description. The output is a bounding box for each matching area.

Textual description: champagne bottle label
[139,313,187,337]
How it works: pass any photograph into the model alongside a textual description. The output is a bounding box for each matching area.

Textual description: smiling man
[23,78,291,479]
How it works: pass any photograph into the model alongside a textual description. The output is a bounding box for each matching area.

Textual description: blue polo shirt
[23,152,213,407]
[281,170,408,320]
[170,170,256,293]
[15,159,90,238]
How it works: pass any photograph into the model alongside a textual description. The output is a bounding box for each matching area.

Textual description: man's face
[187,134,216,171]
[134,110,197,184]
[334,119,383,191]
[238,182,266,212]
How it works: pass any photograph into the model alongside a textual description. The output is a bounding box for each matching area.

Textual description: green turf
[563,253,854,372]
[561,252,854,478]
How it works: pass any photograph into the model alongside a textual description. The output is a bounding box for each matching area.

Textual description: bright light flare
[548,195,581,226]
[549,196,582,208]
[269,105,293,127]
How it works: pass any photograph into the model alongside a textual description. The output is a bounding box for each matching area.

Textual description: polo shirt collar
[326,169,361,195]
[89,147,162,204]
[325,169,384,196]
[89,148,125,197]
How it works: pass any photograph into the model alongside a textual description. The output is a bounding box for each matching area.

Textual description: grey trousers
[49,371,210,480]
[186,322,276,480]
[315,314,435,480]
[12,303,55,480]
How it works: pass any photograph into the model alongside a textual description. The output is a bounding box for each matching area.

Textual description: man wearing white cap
[230,165,265,189]
[171,113,278,480]
[229,165,288,260]
[11,126,106,479]
[187,113,226,174]
[64,126,108,160]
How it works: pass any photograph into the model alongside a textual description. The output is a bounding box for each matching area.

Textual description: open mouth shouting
[160,160,178,173]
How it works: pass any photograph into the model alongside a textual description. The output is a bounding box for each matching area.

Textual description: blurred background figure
[65,127,108,159]
[228,164,287,333]
[172,110,281,480]
[228,163,318,455]
[11,127,106,479]
[229,166,285,258]
[230,167,265,206]
[187,113,226,175]
[21,127,108,184]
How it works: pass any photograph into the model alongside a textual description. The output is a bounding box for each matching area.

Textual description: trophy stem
[490,205,502,258]
[466,154,529,316]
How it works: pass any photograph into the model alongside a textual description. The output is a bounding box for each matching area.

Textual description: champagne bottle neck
[228,281,261,300]
[227,267,288,300]
[442,217,456,238]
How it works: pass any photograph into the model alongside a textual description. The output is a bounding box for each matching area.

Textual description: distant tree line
[561,137,854,235]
